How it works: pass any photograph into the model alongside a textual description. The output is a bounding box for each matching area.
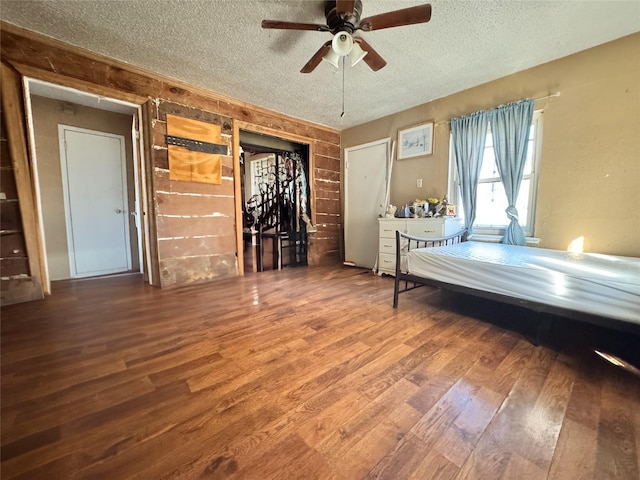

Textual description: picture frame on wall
[397,121,434,159]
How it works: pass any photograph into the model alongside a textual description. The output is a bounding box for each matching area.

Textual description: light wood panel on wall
[166,114,223,185]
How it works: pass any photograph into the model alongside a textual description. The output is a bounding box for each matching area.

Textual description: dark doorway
[239,131,313,273]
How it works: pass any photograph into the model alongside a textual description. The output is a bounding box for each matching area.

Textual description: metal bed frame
[392,229,640,339]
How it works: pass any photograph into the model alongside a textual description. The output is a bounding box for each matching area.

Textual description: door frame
[343,137,390,267]
[22,77,153,289]
[58,125,132,278]
[233,120,315,275]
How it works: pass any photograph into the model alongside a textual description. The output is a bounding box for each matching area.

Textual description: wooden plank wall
[0,93,44,304]
[0,23,342,289]
[310,141,341,265]
[0,114,29,277]
[151,101,237,287]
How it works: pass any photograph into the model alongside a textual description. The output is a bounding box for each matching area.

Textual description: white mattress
[406,242,640,324]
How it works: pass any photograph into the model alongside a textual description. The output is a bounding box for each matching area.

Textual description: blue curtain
[490,99,534,245]
[451,110,490,235]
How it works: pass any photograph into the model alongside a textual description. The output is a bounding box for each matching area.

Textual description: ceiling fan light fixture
[322,48,341,69]
[350,41,368,66]
[331,31,354,56]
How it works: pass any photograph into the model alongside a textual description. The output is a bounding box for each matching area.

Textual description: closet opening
[239,130,313,274]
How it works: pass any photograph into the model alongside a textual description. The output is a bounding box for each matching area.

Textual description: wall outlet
[416,178,423,188]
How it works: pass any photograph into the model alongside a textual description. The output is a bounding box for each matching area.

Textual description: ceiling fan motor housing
[325,0,363,34]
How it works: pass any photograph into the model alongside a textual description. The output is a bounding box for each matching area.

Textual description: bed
[392,229,640,337]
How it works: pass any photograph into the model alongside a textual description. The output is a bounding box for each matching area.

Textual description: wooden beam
[232,121,244,275]
[141,101,161,286]
[10,61,147,106]
[0,62,44,299]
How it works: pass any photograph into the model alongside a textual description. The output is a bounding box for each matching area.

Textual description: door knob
[115,209,123,214]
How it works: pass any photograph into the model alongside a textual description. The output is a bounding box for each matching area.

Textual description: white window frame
[448,110,543,240]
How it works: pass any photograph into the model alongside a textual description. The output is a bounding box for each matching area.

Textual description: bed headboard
[394,228,468,278]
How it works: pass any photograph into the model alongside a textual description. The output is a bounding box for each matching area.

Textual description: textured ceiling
[2,0,639,130]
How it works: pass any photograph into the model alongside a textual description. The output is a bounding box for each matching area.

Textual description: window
[448,110,543,238]
[250,154,276,198]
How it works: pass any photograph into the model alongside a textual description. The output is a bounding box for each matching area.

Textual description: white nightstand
[377,217,463,276]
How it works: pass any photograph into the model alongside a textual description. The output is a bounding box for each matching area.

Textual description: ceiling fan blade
[336,0,356,14]
[354,38,387,71]
[261,20,330,32]
[358,4,432,31]
[301,41,332,73]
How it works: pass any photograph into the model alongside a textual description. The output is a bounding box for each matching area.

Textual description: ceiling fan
[262,0,432,73]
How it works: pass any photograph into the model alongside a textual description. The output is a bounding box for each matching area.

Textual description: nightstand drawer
[379,220,406,239]
[378,253,397,271]
[380,238,408,255]
[379,239,397,254]
[406,219,444,238]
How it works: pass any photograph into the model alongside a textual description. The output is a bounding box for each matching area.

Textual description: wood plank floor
[1,266,639,479]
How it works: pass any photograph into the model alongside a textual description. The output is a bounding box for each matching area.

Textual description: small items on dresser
[385,205,397,218]
[399,195,450,218]
[396,195,457,220]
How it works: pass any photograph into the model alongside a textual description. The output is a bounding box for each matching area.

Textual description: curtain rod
[435,92,561,126]
[534,92,561,102]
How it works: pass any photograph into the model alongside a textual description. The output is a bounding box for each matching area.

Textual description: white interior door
[59,125,132,278]
[344,138,389,268]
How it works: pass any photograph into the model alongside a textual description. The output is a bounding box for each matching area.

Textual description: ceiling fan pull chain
[341,56,345,117]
